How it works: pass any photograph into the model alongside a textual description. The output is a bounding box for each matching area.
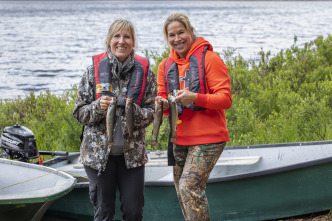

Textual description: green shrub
[225,35,332,146]
[0,87,82,153]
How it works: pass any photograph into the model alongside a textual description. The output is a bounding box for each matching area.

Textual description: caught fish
[168,94,178,142]
[125,97,136,142]
[106,97,117,145]
[151,99,163,146]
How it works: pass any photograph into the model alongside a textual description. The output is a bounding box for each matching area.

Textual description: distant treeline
[0,35,331,154]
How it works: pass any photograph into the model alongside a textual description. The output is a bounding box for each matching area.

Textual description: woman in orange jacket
[156,13,232,221]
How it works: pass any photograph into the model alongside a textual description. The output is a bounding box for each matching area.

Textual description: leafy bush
[0,87,82,153]
[224,35,332,146]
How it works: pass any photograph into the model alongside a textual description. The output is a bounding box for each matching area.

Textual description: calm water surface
[0,1,331,99]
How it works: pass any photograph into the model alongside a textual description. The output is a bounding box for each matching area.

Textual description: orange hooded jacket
[157,37,232,145]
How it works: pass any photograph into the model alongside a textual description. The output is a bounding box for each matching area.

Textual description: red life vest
[92,52,149,106]
[164,45,210,111]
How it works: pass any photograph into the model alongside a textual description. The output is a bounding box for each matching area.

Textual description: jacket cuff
[193,93,207,107]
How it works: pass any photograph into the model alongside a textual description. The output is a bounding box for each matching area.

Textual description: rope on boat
[0,170,88,190]
[0,170,60,190]
[56,170,88,180]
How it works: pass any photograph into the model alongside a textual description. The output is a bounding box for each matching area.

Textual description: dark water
[0,1,331,99]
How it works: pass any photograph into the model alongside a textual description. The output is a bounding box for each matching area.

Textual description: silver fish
[125,97,136,142]
[168,94,178,142]
[106,98,117,145]
[151,99,163,146]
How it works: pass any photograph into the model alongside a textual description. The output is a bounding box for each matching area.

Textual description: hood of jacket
[169,37,213,65]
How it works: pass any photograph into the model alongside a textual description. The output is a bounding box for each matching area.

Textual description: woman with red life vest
[73,19,156,221]
[156,13,232,221]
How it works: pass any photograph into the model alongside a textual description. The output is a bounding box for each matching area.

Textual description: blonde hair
[105,19,136,51]
[163,13,196,42]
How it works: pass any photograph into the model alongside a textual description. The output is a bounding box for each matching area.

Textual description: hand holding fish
[175,90,197,106]
[155,96,169,111]
[100,96,116,110]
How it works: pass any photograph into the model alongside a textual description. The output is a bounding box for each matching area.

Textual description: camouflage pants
[173,142,226,221]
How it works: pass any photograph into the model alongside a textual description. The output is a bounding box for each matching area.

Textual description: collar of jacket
[107,49,135,79]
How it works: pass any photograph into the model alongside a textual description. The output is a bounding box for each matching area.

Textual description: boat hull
[207,160,332,221]
[45,140,332,220]
[0,201,54,221]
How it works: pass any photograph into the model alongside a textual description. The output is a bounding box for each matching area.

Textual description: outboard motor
[0,124,40,163]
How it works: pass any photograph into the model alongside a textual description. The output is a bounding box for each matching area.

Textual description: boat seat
[158,173,173,181]
[147,156,262,167]
[216,156,261,166]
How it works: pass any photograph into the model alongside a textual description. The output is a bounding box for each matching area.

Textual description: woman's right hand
[155,96,169,111]
[99,96,113,111]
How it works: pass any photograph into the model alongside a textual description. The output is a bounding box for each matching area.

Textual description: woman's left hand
[175,90,197,106]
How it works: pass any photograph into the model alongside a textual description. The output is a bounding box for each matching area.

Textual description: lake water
[0,1,331,100]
